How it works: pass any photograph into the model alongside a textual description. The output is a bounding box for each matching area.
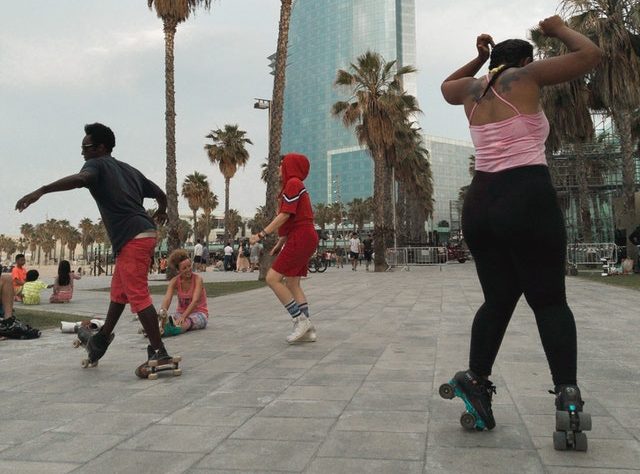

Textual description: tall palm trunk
[163,18,180,253]
[260,0,293,281]
[224,177,231,242]
[372,149,388,271]
[612,108,638,260]
[192,210,198,241]
[575,146,593,242]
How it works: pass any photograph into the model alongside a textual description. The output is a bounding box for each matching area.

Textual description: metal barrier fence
[387,247,449,269]
[566,243,617,266]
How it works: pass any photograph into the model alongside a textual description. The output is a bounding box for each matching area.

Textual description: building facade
[423,135,475,232]
[280,0,417,206]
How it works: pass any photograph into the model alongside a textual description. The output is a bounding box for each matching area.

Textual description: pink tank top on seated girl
[176,275,208,317]
[469,78,550,173]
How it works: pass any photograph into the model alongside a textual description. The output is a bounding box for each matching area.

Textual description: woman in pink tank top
[438,15,601,449]
[159,249,209,336]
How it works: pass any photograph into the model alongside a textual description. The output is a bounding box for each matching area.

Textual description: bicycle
[308,254,328,273]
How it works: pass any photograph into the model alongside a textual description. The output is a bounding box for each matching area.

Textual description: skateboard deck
[144,356,182,380]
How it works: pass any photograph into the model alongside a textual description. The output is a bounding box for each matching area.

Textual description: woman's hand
[476,34,494,61]
[538,15,566,38]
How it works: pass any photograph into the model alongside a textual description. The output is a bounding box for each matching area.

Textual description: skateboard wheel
[460,412,476,430]
[439,383,455,399]
[148,373,158,380]
[172,356,182,363]
[173,369,182,376]
[553,431,568,450]
[579,412,592,431]
[574,431,588,451]
[556,411,571,431]
[72,340,81,348]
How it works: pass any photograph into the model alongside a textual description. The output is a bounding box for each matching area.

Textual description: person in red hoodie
[250,153,319,343]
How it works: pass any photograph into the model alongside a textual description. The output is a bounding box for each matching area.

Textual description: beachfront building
[280,0,417,206]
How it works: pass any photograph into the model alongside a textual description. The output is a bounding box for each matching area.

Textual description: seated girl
[22,270,52,305]
[159,249,209,336]
[50,260,82,303]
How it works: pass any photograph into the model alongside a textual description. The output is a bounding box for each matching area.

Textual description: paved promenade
[0,264,638,473]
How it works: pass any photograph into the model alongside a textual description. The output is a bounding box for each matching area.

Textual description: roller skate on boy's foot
[551,384,591,451]
[439,370,496,431]
[81,330,114,368]
[286,315,314,344]
[135,345,182,380]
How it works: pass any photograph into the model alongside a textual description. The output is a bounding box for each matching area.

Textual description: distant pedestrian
[362,233,373,271]
[249,241,263,272]
[11,254,27,301]
[348,232,360,271]
[236,241,250,272]
[193,239,204,272]
[250,153,318,343]
[223,242,233,271]
[335,245,345,268]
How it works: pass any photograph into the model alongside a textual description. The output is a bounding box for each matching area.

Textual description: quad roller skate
[551,385,591,451]
[81,330,114,368]
[135,345,182,380]
[439,370,496,431]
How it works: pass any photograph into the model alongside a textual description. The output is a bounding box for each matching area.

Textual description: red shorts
[272,226,319,277]
[110,238,155,313]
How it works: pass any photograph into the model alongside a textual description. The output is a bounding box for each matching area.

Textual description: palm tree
[205,124,252,242]
[181,171,210,241]
[66,228,82,260]
[332,50,417,271]
[176,218,193,246]
[201,190,219,242]
[248,206,269,234]
[225,209,243,241]
[20,223,35,263]
[147,0,213,253]
[78,218,94,260]
[347,198,371,232]
[313,203,331,232]
[560,0,640,254]
[263,0,294,232]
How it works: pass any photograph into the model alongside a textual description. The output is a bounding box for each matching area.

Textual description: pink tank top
[176,275,208,316]
[469,77,550,172]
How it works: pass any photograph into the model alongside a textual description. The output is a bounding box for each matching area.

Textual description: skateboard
[143,356,182,380]
[438,379,487,431]
[553,400,591,451]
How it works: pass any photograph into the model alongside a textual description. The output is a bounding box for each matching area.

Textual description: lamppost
[253,98,272,149]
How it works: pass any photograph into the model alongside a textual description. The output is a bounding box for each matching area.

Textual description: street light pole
[254,98,272,150]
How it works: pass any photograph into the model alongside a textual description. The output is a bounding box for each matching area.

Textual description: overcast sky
[0,0,561,236]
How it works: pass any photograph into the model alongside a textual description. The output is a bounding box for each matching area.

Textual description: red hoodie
[278,153,315,236]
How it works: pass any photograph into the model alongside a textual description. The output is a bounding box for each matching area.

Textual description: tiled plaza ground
[0,264,638,473]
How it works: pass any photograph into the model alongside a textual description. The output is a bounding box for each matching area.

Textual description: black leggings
[462,165,576,387]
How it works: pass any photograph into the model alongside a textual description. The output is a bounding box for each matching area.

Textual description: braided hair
[478,39,534,100]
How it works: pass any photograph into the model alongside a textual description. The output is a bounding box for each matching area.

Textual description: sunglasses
[81,143,97,149]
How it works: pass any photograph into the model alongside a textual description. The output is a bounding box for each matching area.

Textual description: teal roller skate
[439,370,496,431]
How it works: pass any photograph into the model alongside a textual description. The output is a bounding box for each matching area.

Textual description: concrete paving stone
[0,432,124,463]
[0,419,61,445]
[607,407,640,429]
[359,380,431,395]
[219,375,293,392]
[197,439,320,471]
[120,424,234,453]
[336,410,429,433]
[428,421,533,449]
[293,371,367,386]
[0,460,81,473]
[159,405,258,427]
[546,469,640,474]
[306,457,423,474]
[244,366,308,379]
[589,390,640,409]
[53,412,163,436]
[194,390,277,408]
[278,384,361,401]
[521,414,632,440]
[230,416,334,441]
[259,399,348,418]
[366,367,433,382]
[347,391,428,412]
[318,430,426,461]
[311,363,373,375]
[5,401,104,423]
[103,394,189,414]
[424,447,545,474]
[532,437,640,469]
[71,449,203,474]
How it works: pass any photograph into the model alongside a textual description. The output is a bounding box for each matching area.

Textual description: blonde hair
[168,249,190,270]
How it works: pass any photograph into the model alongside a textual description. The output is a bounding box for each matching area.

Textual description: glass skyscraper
[280,0,417,206]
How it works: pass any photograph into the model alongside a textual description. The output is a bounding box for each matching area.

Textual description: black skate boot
[135,345,181,380]
[439,370,496,430]
[551,384,591,451]
[0,316,41,339]
[82,330,114,368]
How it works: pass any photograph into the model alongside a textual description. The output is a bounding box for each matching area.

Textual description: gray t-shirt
[81,155,161,253]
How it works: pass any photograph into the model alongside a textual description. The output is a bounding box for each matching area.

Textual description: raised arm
[524,15,602,86]
[15,171,94,212]
[441,34,494,105]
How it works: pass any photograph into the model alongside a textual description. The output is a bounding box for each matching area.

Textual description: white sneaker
[298,322,317,342]
[286,316,312,343]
